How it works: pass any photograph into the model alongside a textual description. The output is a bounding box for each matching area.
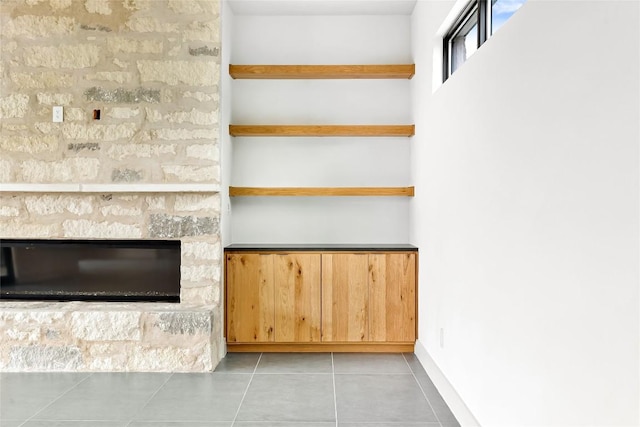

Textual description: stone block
[84,87,161,103]
[167,0,210,14]
[184,21,220,42]
[10,72,73,89]
[111,168,143,182]
[68,142,100,152]
[182,264,219,283]
[146,196,166,210]
[189,45,219,57]
[2,15,75,38]
[126,17,179,33]
[167,109,217,125]
[65,108,85,121]
[138,60,216,86]
[62,123,137,141]
[127,344,211,371]
[181,285,217,306]
[0,94,29,119]
[87,71,133,84]
[20,158,100,182]
[51,0,73,10]
[85,343,128,370]
[184,91,216,102]
[0,159,13,181]
[150,312,211,335]
[107,107,140,119]
[0,206,20,217]
[71,311,141,341]
[107,38,163,54]
[23,45,100,69]
[182,241,220,261]
[162,165,218,182]
[0,221,59,238]
[63,219,142,238]
[107,144,175,161]
[148,214,218,238]
[100,205,142,216]
[1,135,58,154]
[34,122,60,134]
[186,144,218,161]
[174,194,219,212]
[85,0,112,14]
[145,108,163,122]
[6,345,83,371]
[153,128,213,140]
[36,93,73,105]
[24,195,92,216]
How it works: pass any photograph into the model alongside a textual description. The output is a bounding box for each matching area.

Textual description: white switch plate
[52,106,63,123]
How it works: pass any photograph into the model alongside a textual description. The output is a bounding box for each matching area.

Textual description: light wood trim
[230,64,415,79]
[227,342,415,353]
[229,187,415,197]
[229,125,415,137]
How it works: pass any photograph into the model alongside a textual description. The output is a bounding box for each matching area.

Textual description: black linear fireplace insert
[0,239,181,302]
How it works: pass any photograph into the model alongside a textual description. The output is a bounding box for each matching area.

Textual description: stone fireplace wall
[0,0,222,371]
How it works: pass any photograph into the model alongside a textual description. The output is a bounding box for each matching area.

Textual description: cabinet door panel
[226,254,275,343]
[275,254,321,342]
[369,253,416,342]
[321,253,369,342]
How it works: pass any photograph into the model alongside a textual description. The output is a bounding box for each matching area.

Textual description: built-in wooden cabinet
[226,254,275,343]
[225,247,417,352]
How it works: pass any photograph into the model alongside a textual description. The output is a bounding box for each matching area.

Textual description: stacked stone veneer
[0,0,222,371]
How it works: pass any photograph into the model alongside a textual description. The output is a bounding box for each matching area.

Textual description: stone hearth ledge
[0,183,221,193]
[0,301,219,372]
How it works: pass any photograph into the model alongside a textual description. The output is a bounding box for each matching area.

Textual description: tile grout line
[231,352,263,427]
[16,372,94,427]
[332,352,338,427]
[125,372,175,426]
[402,353,443,427]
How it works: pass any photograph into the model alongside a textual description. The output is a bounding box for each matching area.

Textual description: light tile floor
[0,353,460,427]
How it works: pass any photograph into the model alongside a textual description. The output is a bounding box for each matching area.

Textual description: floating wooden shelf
[229,186,415,197]
[230,64,415,79]
[229,125,415,137]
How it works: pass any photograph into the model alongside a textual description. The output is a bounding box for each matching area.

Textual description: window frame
[443,0,493,81]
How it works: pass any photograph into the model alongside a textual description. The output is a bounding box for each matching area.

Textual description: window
[443,0,526,80]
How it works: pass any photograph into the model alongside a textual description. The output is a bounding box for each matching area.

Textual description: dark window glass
[443,0,526,81]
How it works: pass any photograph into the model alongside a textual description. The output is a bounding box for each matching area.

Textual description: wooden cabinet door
[274,254,321,342]
[226,254,275,343]
[321,253,369,342]
[369,253,416,342]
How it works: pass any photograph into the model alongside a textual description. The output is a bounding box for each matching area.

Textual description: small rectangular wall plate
[52,106,63,123]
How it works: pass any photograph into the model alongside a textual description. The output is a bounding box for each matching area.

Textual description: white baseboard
[414,340,481,427]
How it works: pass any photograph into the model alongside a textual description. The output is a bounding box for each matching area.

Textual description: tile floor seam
[230,352,262,427]
[402,353,443,427]
[16,372,93,426]
[331,352,338,427]
[125,372,175,426]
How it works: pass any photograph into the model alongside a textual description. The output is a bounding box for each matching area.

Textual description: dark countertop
[225,244,418,251]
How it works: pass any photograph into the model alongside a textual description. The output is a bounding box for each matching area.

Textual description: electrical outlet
[439,328,444,348]
[52,106,63,123]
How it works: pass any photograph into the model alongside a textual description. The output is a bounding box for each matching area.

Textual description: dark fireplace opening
[0,239,180,302]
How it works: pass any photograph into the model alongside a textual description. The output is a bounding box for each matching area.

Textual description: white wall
[411,1,639,425]
[229,14,413,243]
